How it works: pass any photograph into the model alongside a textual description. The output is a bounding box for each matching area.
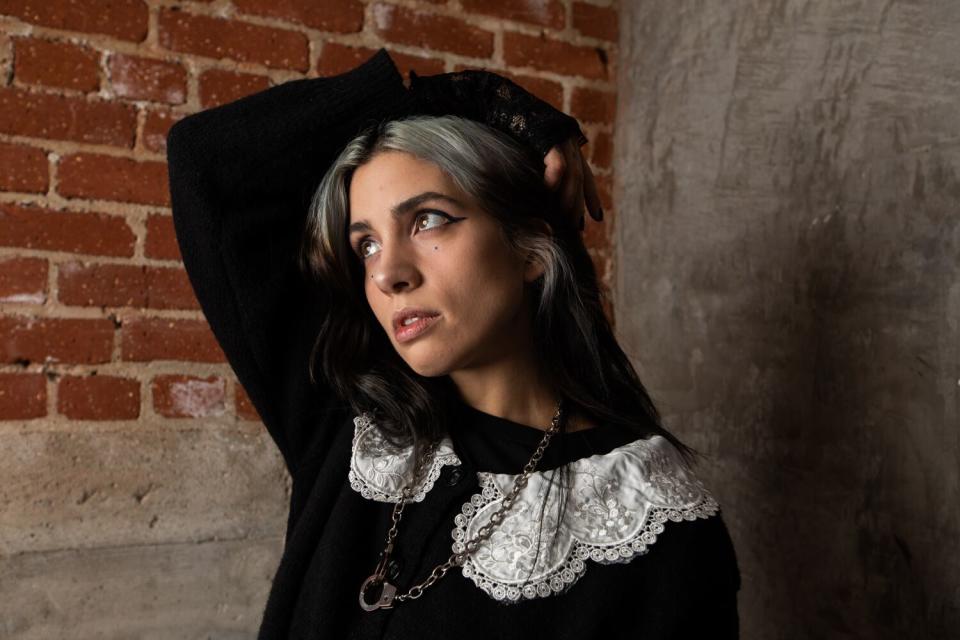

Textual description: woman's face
[347,150,543,377]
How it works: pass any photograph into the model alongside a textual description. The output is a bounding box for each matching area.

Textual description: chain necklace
[358,397,566,611]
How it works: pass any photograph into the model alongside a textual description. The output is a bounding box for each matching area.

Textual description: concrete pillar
[616,2,960,637]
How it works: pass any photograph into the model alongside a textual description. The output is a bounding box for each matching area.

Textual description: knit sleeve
[672,514,742,638]
[165,49,587,478]
[407,68,588,157]
[165,49,409,475]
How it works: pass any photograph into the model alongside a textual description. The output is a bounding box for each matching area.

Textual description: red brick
[144,213,181,261]
[141,108,182,155]
[12,37,100,92]
[0,142,48,193]
[462,0,564,30]
[0,372,46,419]
[0,203,136,257]
[0,315,114,364]
[235,382,261,421]
[587,129,612,169]
[0,0,148,42]
[588,249,613,291]
[571,86,615,124]
[387,50,447,78]
[317,43,445,79]
[581,203,612,250]
[108,53,187,104]
[316,43,376,77]
[453,64,564,110]
[198,68,270,109]
[158,8,310,72]
[573,2,618,42]
[370,3,494,59]
[0,86,137,147]
[145,266,198,310]
[233,0,363,33]
[151,374,225,418]
[504,31,609,80]
[120,315,226,363]
[0,257,47,304]
[58,261,144,307]
[593,172,613,210]
[57,374,140,420]
[57,261,198,310]
[58,153,169,206]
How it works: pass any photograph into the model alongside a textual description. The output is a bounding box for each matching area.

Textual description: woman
[167,49,740,639]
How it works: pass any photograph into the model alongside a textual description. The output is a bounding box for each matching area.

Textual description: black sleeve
[673,514,743,639]
[165,49,587,477]
[165,49,409,475]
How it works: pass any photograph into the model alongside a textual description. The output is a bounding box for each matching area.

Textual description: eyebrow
[348,191,464,235]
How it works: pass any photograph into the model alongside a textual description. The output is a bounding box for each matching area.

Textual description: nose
[370,242,422,294]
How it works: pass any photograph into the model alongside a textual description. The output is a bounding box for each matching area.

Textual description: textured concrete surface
[1,536,280,639]
[0,425,288,637]
[615,2,960,638]
[0,426,288,555]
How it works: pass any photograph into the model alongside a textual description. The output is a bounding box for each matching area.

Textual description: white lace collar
[347,411,720,604]
[348,412,462,503]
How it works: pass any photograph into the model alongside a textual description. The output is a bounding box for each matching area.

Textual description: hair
[299,114,701,588]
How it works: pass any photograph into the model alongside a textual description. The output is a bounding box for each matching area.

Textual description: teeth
[402,316,422,326]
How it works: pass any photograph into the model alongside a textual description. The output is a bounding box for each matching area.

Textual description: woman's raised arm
[166,50,409,475]
[165,49,592,477]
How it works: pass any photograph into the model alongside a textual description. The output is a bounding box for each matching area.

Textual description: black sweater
[166,48,741,639]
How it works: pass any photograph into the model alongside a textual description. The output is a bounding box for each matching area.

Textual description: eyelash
[353,210,456,260]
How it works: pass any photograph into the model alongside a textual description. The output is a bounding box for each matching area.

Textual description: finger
[561,140,583,223]
[543,145,566,190]
[582,157,602,221]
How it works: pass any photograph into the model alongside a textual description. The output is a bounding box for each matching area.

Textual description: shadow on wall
[616,1,960,638]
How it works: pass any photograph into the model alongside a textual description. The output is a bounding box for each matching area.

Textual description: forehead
[348,151,464,220]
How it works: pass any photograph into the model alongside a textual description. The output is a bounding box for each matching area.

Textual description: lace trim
[346,412,721,605]
[450,435,720,604]
[408,69,587,157]
[347,412,461,503]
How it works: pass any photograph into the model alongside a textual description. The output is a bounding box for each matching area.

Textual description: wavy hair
[298,114,700,584]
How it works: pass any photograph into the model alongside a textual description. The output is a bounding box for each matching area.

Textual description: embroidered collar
[348,412,462,503]
[347,412,720,603]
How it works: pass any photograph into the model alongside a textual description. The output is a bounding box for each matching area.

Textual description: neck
[448,352,600,433]
[447,299,597,433]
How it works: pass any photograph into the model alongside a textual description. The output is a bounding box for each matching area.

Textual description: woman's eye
[354,210,454,261]
[415,210,453,232]
[356,239,375,259]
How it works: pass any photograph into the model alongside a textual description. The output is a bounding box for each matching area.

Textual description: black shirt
[165,48,741,640]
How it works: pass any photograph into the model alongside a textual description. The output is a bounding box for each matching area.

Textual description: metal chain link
[359,398,565,609]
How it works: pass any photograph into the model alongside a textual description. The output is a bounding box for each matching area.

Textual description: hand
[543,137,603,231]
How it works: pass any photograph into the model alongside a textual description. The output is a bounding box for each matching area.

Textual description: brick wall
[0,0,617,633]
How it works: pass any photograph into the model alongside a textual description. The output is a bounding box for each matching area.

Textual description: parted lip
[393,307,440,331]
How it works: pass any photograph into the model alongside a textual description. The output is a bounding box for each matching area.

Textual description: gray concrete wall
[0,424,289,638]
[615,2,960,638]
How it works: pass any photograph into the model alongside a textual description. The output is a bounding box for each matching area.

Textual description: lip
[393,307,440,331]
[394,315,441,343]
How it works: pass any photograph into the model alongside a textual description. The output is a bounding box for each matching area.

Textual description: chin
[402,359,451,379]
[395,347,455,379]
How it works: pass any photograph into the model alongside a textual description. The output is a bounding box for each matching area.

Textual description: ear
[523,218,553,283]
[532,217,553,236]
[524,256,545,283]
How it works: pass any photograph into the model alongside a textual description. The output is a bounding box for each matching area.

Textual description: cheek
[364,278,390,329]
[446,254,525,328]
